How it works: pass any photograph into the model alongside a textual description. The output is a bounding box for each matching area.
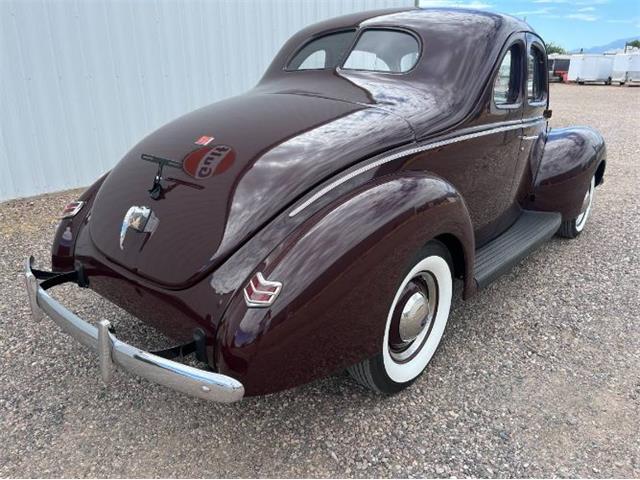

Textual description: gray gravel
[1,84,639,478]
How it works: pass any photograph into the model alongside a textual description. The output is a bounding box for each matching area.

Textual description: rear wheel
[558,175,596,238]
[347,241,453,394]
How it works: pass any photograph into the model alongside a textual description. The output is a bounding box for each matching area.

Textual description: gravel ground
[1,84,639,478]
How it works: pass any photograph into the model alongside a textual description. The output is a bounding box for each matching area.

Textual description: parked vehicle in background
[612,53,640,85]
[548,54,571,82]
[568,54,614,84]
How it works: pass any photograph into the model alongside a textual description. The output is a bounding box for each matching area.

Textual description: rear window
[343,30,420,73]
[286,31,355,71]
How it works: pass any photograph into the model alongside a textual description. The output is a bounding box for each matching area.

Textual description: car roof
[258,8,537,140]
[293,7,532,38]
[263,7,534,76]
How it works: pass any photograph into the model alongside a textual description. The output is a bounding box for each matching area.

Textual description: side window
[528,45,547,102]
[493,45,521,105]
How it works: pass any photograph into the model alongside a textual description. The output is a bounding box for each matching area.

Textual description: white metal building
[0,0,413,201]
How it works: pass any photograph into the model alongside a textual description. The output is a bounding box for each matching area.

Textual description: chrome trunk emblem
[120,206,159,249]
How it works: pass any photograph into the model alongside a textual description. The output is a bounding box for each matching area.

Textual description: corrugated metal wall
[0,0,413,201]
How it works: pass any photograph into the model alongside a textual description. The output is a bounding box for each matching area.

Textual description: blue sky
[419,0,640,51]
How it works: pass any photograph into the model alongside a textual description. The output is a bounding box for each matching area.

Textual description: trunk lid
[89,91,413,288]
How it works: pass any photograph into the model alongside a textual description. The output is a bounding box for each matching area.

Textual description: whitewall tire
[347,240,453,394]
[558,175,595,238]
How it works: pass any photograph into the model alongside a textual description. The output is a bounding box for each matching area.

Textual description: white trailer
[568,54,614,84]
[567,55,583,82]
[612,53,640,85]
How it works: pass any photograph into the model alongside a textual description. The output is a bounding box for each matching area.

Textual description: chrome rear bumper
[24,257,244,403]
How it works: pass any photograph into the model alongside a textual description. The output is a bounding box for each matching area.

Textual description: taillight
[60,201,84,219]
[243,272,282,307]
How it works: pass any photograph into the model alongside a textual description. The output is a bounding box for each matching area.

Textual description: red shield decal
[194,135,214,146]
[183,145,236,179]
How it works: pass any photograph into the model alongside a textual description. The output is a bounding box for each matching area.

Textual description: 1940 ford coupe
[25,8,605,402]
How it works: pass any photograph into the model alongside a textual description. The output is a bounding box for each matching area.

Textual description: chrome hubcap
[389,272,438,362]
[399,292,429,342]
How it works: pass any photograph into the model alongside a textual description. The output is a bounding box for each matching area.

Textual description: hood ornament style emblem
[141,154,185,200]
[120,206,159,250]
[140,144,235,200]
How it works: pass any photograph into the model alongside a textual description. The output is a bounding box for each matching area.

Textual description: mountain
[571,37,639,54]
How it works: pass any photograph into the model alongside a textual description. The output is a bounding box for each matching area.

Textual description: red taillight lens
[61,201,84,219]
[243,272,282,307]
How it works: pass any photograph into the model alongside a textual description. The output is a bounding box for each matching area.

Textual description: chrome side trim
[289,117,544,217]
[24,257,245,403]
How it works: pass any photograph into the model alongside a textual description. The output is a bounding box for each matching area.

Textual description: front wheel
[347,241,453,394]
[558,175,596,238]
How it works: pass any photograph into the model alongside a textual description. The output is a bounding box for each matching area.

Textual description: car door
[475,34,529,243]
[407,34,527,247]
[506,34,550,214]
[448,35,527,247]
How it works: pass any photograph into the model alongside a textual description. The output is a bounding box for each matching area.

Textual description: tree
[627,40,640,49]
[546,42,567,55]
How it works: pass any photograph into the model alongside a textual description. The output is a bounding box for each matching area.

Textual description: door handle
[519,134,539,141]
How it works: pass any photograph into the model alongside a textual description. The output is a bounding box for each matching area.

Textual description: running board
[474,210,562,289]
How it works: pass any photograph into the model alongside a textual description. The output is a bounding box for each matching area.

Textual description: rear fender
[526,127,605,219]
[215,172,475,395]
[52,172,110,272]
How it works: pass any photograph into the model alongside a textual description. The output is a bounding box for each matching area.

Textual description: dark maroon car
[25,7,605,402]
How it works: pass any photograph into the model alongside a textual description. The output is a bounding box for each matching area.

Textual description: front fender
[527,126,606,219]
[216,172,474,395]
